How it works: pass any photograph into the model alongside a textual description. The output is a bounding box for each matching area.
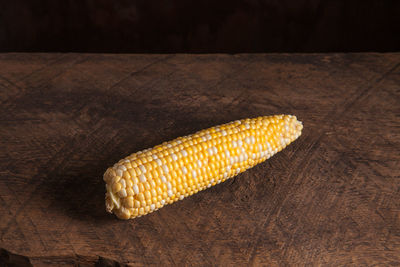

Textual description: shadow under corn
[42,158,116,224]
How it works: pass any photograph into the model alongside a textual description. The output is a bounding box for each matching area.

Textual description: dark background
[0,0,399,53]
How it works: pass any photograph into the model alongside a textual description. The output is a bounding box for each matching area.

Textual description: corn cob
[104,115,303,219]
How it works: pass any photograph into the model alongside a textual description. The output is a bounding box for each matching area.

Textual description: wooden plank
[0,53,399,266]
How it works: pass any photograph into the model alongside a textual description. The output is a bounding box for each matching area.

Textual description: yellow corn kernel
[125,196,134,208]
[104,115,302,219]
[112,182,122,193]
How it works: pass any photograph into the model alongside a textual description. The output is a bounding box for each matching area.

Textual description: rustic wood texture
[0,53,399,266]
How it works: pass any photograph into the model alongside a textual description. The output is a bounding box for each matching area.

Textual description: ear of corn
[104,115,303,219]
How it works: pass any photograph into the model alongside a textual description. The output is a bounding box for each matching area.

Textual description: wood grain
[0,53,399,266]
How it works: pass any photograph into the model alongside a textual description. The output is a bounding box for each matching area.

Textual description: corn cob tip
[104,115,302,219]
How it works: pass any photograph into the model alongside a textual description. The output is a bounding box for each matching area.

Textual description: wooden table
[0,53,399,266]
